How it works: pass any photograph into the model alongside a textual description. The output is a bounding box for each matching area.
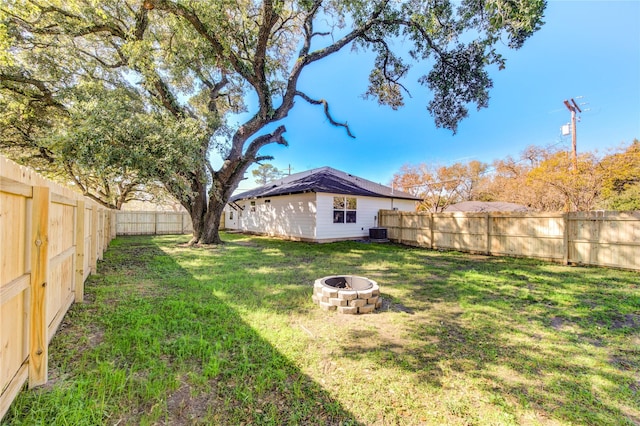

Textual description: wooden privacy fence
[379,210,640,271]
[116,211,194,235]
[0,156,115,420]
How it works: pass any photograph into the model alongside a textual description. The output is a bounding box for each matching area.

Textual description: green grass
[3,233,639,425]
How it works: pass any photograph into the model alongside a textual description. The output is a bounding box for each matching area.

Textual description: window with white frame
[333,196,357,223]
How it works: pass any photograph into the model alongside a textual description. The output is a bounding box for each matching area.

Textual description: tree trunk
[182,131,283,246]
[197,163,246,244]
[184,177,208,245]
[199,199,226,244]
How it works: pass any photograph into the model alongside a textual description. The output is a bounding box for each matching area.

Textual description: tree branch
[245,125,288,162]
[149,0,255,85]
[272,3,387,124]
[361,34,411,97]
[295,91,355,138]
[0,72,67,110]
[76,48,126,68]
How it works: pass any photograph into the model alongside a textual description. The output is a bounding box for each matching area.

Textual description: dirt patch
[161,380,223,425]
[549,316,583,332]
[466,254,493,261]
[610,356,636,371]
[550,316,565,330]
[231,240,260,248]
[87,327,105,348]
[583,337,605,347]
[383,299,415,314]
[611,314,640,330]
[609,348,640,372]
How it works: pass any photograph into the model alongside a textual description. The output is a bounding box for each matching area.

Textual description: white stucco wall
[233,193,317,240]
[315,193,416,241]
[225,206,239,229]
[225,192,415,242]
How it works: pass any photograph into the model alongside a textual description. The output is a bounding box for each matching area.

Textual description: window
[229,211,234,220]
[333,196,357,223]
[250,200,256,212]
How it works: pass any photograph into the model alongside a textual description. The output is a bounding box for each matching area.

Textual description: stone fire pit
[312,275,382,314]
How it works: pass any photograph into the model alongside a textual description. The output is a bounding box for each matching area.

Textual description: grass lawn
[3,233,640,425]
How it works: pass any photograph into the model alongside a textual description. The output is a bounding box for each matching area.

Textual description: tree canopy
[1,0,546,243]
[599,140,640,211]
[391,140,640,212]
[252,163,283,185]
[391,160,489,212]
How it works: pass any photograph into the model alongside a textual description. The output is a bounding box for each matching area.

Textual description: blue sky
[228,1,640,190]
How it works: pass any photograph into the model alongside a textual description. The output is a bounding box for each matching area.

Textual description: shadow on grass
[10,234,635,425]
[329,249,640,424]
[175,234,640,425]
[3,236,362,426]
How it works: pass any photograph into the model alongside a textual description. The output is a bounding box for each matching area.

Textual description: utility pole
[563,98,582,172]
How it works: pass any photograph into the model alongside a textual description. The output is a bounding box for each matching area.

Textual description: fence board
[379,210,638,270]
[116,211,193,235]
[1,156,114,421]
[567,212,640,270]
[28,186,49,388]
[0,288,27,398]
[75,201,85,303]
[1,192,27,284]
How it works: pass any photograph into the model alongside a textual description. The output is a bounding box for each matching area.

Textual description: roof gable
[231,167,420,202]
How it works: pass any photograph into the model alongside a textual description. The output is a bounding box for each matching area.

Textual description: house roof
[443,201,530,212]
[231,167,420,202]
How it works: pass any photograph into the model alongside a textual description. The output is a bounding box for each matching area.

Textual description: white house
[224,167,419,242]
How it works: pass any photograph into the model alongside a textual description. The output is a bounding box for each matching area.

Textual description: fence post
[154,211,159,235]
[102,210,108,252]
[563,212,570,265]
[29,186,49,388]
[101,210,105,254]
[111,211,117,239]
[108,210,113,242]
[485,213,491,255]
[429,213,434,249]
[90,205,98,274]
[75,200,85,303]
[99,210,105,259]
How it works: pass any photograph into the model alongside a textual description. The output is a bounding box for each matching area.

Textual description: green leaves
[251,163,283,185]
[423,42,493,133]
[2,0,546,239]
[599,140,640,211]
[484,0,547,49]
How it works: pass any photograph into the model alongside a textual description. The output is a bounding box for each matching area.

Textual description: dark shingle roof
[231,167,419,202]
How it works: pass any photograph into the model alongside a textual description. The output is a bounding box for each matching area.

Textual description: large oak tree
[0,76,193,209]
[1,0,546,244]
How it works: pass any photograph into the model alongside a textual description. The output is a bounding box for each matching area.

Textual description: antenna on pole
[563,98,582,172]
